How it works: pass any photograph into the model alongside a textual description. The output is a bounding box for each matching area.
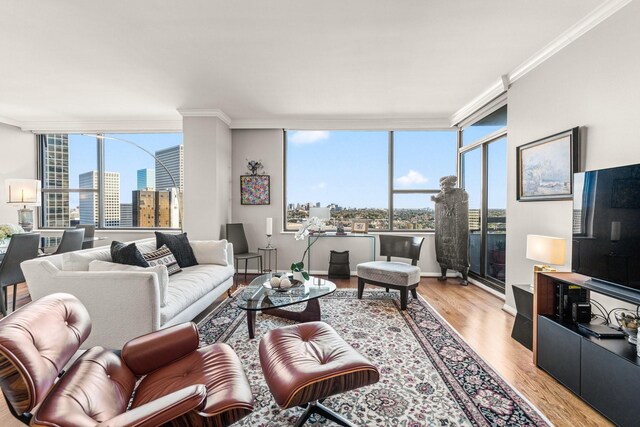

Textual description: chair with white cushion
[357,235,424,310]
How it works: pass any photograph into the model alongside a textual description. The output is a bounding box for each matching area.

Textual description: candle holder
[266,234,273,249]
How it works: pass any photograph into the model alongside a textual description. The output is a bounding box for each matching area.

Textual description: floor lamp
[82,134,183,231]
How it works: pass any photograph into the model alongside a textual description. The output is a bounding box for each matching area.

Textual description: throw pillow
[61,248,112,271]
[143,245,182,276]
[155,232,198,268]
[189,239,228,266]
[110,241,149,268]
[88,260,169,307]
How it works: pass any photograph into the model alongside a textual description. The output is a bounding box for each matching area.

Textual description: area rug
[197,289,551,427]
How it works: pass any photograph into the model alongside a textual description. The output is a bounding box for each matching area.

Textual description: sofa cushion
[142,245,182,276]
[190,240,228,266]
[356,261,421,287]
[88,260,169,307]
[61,249,112,271]
[156,232,198,268]
[161,265,234,325]
[111,241,149,268]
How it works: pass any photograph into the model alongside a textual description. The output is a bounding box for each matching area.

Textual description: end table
[258,247,277,274]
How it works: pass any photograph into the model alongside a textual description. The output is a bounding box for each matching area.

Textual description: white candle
[266,217,273,236]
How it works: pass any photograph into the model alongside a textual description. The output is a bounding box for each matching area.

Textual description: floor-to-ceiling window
[459,103,507,292]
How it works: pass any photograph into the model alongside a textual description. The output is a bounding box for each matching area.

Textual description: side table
[258,247,277,273]
[511,284,533,350]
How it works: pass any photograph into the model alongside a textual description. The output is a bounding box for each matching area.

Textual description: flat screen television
[572,163,640,290]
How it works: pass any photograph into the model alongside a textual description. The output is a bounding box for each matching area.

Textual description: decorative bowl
[615,312,639,344]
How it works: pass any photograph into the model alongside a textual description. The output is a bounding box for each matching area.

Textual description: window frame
[37,132,182,231]
[458,98,508,292]
[283,129,458,232]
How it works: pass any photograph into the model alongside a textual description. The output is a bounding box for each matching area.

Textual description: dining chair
[226,223,262,283]
[53,228,85,255]
[0,232,40,316]
[75,224,95,249]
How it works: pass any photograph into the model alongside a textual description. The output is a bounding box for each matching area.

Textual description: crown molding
[0,116,23,129]
[15,119,183,133]
[231,117,454,130]
[450,0,632,126]
[177,109,232,126]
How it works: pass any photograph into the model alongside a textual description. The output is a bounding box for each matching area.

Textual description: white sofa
[21,238,235,349]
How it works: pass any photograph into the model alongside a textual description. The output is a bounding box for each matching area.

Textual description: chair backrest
[54,228,85,255]
[0,233,41,287]
[0,293,91,419]
[76,224,95,249]
[226,223,249,254]
[379,235,425,266]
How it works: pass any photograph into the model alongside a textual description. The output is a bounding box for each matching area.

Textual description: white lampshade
[5,179,41,206]
[309,207,331,221]
[526,234,566,265]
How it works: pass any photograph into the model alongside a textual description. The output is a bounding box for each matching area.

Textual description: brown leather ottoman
[259,321,379,427]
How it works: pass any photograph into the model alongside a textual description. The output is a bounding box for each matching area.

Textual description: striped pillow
[143,245,182,276]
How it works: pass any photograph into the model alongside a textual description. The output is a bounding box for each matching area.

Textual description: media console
[533,272,640,427]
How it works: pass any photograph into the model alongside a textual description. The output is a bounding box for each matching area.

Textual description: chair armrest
[122,323,200,375]
[96,384,206,427]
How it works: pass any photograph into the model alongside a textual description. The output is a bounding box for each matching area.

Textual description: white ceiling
[0,0,610,127]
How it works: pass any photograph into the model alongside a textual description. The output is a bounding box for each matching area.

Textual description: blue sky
[67,133,182,207]
[286,130,507,209]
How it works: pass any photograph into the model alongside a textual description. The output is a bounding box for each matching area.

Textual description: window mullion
[388,131,394,231]
[98,135,105,229]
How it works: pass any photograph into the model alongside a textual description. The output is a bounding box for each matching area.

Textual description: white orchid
[0,224,24,240]
[292,216,327,280]
[294,216,324,240]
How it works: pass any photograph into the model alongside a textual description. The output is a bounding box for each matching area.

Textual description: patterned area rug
[198,289,551,427]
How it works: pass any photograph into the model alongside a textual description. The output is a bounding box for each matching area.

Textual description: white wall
[183,116,232,240]
[506,1,640,311]
[0,123,37,224]
[231,129,446,275]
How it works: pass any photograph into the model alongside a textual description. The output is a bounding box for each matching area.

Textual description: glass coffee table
[237,273,336,339]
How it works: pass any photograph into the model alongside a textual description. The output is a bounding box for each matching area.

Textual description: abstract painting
[241,175,270,205]
[517,127,579,201]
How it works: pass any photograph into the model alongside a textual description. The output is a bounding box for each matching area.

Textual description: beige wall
[0,123,37,225]
[183,116,232,240]
[505,1,640,311]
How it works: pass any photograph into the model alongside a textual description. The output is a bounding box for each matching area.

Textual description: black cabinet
[537,314,640,426]
[581,339,640,427]
[537,316,581,394]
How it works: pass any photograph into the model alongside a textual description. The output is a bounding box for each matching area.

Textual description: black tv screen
[572,163,640,289]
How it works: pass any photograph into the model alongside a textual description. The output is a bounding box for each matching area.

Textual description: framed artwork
[240,175,270,205]
[351,219,369,234]
[517,127,580,201]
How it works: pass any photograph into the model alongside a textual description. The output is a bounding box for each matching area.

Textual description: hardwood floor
[0,278,613,426]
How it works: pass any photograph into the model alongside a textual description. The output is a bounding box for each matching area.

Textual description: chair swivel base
[295,400,356,427]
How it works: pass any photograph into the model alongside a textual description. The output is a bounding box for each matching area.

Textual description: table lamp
[526,234,566,272]
[5,179,41,232]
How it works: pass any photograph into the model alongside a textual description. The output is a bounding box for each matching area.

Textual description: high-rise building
[155,145,183,191]
[137,168,155,191]
[120,203,132,228]
[132,190,156,227]
[79,171,120,226]
[132,189,180,228]
[42,134,70,227]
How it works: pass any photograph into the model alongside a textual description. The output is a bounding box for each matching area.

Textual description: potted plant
[292,216,325,282]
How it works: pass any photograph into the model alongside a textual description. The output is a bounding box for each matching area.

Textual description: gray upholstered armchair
[356,235,424,310]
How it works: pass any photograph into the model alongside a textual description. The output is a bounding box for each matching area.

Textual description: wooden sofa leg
[385,288,389,292]
[357,278,365,299]
[400,289,408,310]
[410,288,418,299]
